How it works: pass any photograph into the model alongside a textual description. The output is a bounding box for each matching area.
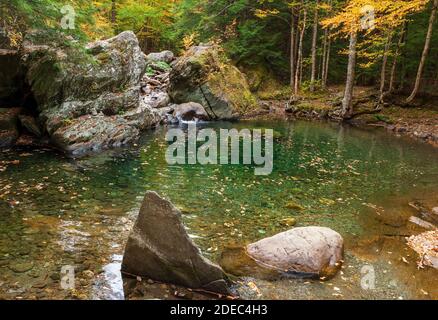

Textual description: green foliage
[1,0,437,95]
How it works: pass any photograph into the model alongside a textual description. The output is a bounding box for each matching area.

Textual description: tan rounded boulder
[247,227,344,278]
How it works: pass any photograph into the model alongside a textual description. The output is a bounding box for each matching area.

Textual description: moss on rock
[169,44,257,119]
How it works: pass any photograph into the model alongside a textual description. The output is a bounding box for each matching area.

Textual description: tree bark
[323,33,331,88]
[321,28,328,81]
[342,31,358,119]
[111,0,117,28]
[378,31,393,105]
[295,9,307,95]
[290,7,297,89]
[406,0,438,103]
[321,0,332,89]
[388,22,407,94]
[310,0,319,92]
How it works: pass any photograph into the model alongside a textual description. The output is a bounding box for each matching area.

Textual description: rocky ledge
[0,34,257,156]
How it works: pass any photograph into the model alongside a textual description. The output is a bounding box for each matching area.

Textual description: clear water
[0,120,437,300]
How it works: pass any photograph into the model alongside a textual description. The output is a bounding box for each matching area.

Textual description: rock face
[246,227,344,278]
[21,31,160,155]
[0,49,23,105]
[144,91,170,109]
[173,102,210,122]
[122,191,231,295]
[0,108,21,148]
[18,115,42,137]
[140,53,173,123]
[168,44,256,120]
[146,50,175,64]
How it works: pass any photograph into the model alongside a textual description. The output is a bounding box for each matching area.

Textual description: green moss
[256,74,292,100]
[374,114,394,124]
[96,52,111,64]
[207,61,257,114]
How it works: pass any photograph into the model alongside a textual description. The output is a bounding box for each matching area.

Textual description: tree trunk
[321,28,328,82]
[295,9,307,95]
[290,8,297,89]
[111,0,117,30]
[378,31,393,105]
[388,22,407,94]
[322,0,332,89]
[342,31,357,119]
[323,34,331,88]
[310,0,319,92]
[406,0,438,103]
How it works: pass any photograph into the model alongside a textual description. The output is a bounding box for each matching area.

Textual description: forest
[2,0,438,111]
[0,0,437,302]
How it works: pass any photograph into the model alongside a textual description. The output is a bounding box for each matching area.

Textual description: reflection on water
[0,120,437,300]
[93,255,124,300]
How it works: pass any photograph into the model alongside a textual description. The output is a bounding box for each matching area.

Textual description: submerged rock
[0,108,21,148]
[173,102,210,122]
[246,227,344,278]
[168,44,256,120]
[122,191,232,295]
[409,216,436,230]
[8,262,33,273]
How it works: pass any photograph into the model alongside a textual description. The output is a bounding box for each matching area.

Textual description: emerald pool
[0,120,437,300]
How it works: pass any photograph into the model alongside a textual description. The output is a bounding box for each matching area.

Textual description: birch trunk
[295,10,307,95]
[310,0,319,92]
[378,31,393,105]
[406,0,438,103]
[290,8,297,89]
[388,23,407,94]
[342,31,357,119]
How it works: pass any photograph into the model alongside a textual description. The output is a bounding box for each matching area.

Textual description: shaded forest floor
[248,86,438,147]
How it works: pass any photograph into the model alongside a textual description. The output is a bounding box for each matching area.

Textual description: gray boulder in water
[173,102,210,122]
[246,227,344,278]
[121,191,232,295]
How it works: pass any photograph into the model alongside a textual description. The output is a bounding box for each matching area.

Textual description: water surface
[0,120,437,300]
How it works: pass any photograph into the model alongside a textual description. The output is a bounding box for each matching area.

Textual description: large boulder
[0,108,21,148]
[50,101,161,156]
[122,191,231,295]
[246,227,344,278]
[168,44,257,120]
[173,102,210,122]
[21,31,160,155]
